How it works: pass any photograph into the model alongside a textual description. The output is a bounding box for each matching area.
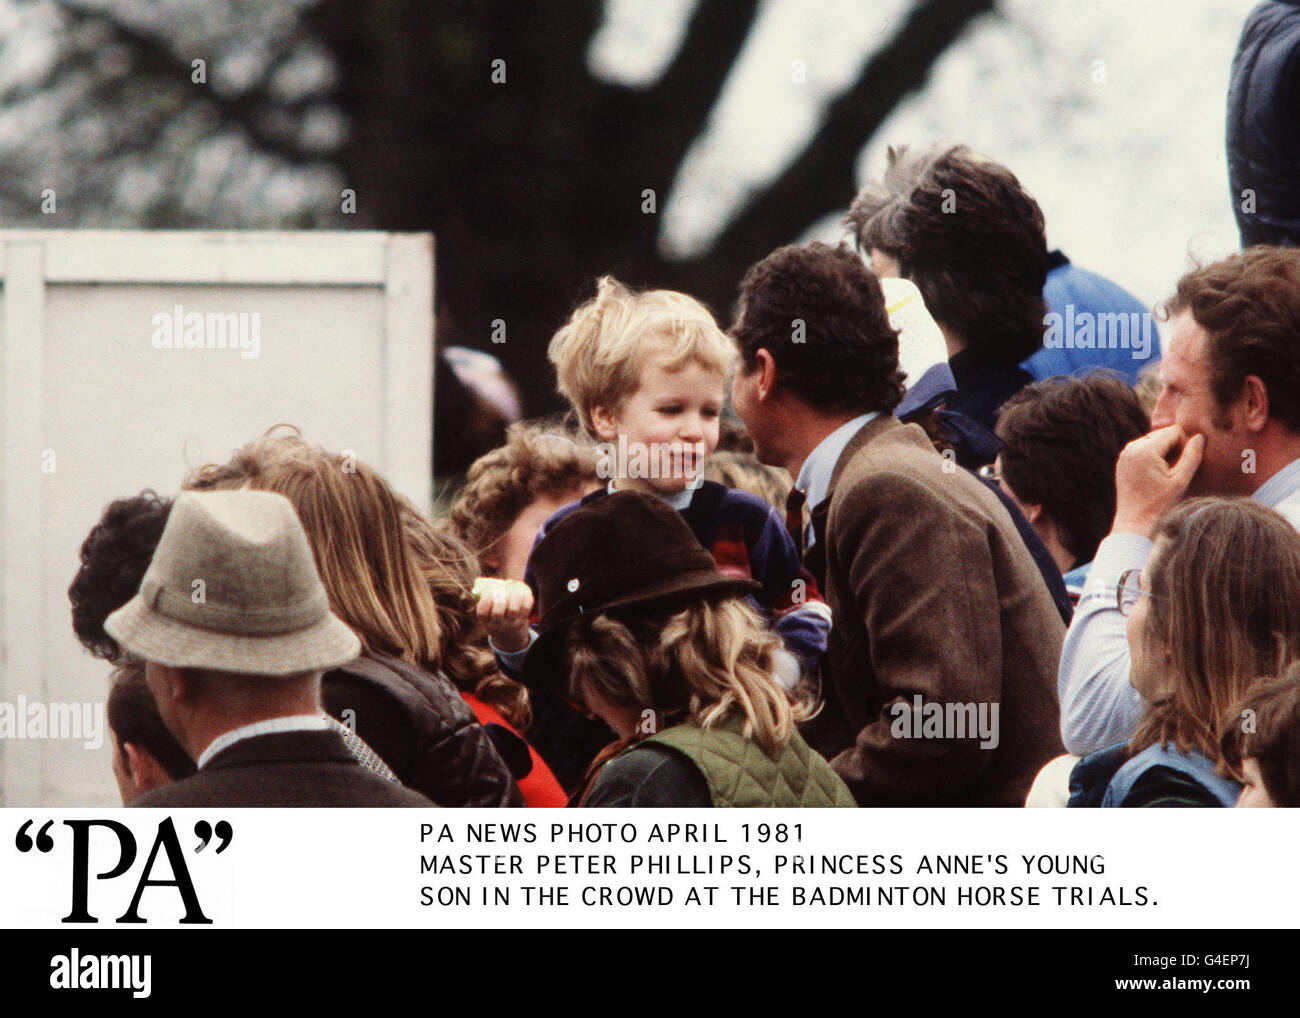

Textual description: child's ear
[590,405,619,442]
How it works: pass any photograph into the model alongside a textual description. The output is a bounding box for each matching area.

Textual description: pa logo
[15,817,232,924]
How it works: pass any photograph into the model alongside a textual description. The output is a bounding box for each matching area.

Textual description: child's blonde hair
[548,275,739,439]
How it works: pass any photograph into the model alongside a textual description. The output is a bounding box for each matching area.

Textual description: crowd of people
[68,131,1300,809]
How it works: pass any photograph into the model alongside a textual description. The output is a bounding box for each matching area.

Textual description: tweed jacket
[801,415,1065,806]
[131,730,434,808]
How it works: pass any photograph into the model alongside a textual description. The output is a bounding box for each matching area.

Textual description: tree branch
[53,0,322,165]
[692,0,995,285]
[635,0,761,179]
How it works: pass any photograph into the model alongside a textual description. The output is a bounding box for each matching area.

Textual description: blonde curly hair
[565,595,811,754]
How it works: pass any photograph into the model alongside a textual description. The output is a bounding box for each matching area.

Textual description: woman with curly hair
[443,421,600,581]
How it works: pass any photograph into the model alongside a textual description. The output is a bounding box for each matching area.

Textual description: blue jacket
[1022,252,1158,384]
[1068,741,1241,808]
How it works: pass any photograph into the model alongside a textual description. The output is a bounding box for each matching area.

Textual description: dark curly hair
[996,372,1149,567]
[69,491,173,662]
[1164,246,1300,434]
[730,242,905,415]
[854,144,1048,366]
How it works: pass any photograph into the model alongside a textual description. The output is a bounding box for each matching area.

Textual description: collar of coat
[822,413,904,507]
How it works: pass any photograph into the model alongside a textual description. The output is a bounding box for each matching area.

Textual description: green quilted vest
[644,714,857,808]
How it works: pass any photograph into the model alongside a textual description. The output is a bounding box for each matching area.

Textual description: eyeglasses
[1116,568,1164,616]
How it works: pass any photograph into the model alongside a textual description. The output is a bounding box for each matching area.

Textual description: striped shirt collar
[196,715,331,770]
[1253,455,1300,509]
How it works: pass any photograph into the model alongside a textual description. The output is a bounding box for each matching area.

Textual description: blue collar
[795,413,879,513]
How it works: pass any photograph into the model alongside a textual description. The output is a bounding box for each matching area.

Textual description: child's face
[592,354,724,495]
[1235,758,1277,808]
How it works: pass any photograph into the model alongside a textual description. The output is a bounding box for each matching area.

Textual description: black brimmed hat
[519,490,759,691]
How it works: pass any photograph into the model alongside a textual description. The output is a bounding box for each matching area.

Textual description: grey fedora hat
[104,489,360,676]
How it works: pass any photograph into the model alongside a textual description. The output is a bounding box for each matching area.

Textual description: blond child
[479,276,831,689]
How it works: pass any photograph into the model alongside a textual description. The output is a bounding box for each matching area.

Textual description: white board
[0,230,434,806]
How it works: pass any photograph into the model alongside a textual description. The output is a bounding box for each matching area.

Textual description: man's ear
[589,404,620,442]
[1021,502,1043,526]
[122,742,176,795]
[152,662,192,708]
[1240,375,1270,432]
[754,349,777,401]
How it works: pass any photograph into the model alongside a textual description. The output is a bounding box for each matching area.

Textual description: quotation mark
[15,820,54,852]
[17,819,232,854]
[193,820,233,854]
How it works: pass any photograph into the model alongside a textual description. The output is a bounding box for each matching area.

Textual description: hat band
[142,576,332,636]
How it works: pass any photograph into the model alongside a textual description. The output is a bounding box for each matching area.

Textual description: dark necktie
[784,486,808,556]
[805,500,829,591]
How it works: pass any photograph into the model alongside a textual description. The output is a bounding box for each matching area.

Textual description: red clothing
[462,693,568,807]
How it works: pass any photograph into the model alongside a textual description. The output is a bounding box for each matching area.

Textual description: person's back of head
[1134,497,1300,762]
[702,450,793,513]
[103,488,363,762]
[996,372,1150,568]
[1221,662,1300,808]
[730,242,906,416]
[69,490,173,662]
[567,594,804,755]
[850,144,1048,365]
[107,661,196,802]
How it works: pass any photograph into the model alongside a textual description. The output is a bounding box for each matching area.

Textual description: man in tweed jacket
[730,243,1064,805]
